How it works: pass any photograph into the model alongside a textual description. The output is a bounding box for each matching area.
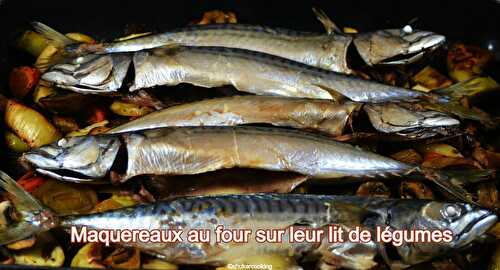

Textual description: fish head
[364,103,460,139]
[384,200,497,265]
[353,26,446,66]
[41,54,131,94]
[20,135,122,183]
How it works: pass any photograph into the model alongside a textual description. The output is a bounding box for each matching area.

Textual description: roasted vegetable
[4,100,61,148]
[32,81,55,105]
[110,100,154,117]
[391,149,423,165]
[11,232,64,267]
[216,254,299,270]
[52,116,79,134]
[197,10,237,25]
[15,30,49,57]
[32,179,98,215]
[17,172,47,193]
[356,181,391,198]
[9,66,41,99]
[67,120,109,137]
[92,194,138,213]
[6,237,36,251]
[400,180,434,200]
[412,66,453,92]
[4,131,29,152]
[70,243,105,269]
[102,247,140,269]
[448,43,494,82]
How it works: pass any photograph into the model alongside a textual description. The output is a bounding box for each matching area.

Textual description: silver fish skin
[21,126,411,183]
[34,22,445,74]
[0,172,495,270]
[108,96,361,136]
[364,103,460,139]
[43,46,429,103]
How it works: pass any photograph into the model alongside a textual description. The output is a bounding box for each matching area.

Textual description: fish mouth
[455,211,497,246]
[380,33,446,65]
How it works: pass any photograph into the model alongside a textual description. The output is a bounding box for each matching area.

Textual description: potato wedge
[141,257,178,270]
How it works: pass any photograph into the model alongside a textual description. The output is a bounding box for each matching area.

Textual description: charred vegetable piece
[400,180,434,200]
[31,179,98,215]
[52,116,79,134]
[477,183,499,209]
[390,149,423,165]
[9,67,41,99]
[4,100,61,148]
[4,131,30,152]
[473,147,500,169]
[356,181,391,198]
[447,43,494,82]
[70,243,105,268]
[11,232,64,267]
[110,100,154,117]
[491,243,500,270]
[197,10,238,24]
[412,66,453,91]
[102,247,140,269]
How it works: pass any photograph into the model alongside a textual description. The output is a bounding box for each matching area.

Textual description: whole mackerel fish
[42,46,433,103]
[0,171,496,270]
[21,126,482,201]
[32,11,446,74]
[108,95,361,136]
[107,96,459,139]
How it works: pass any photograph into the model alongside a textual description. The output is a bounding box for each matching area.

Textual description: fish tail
[311,7,342,34]
[31,22,76,71]
[420,167,495,204]
[31,22,74,48]
[0,170,58,245]
[430,80,498,127]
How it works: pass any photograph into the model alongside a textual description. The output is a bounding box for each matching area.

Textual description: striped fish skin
[108,96,361,136]
[55,194,496,269]
[60,194,377,268]
[62,24,445,73]
[67,24,354,73]
[130,46,426,102]
[42,46,430,102]
[21,126,411,183]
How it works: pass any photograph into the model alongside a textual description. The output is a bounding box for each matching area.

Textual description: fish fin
[0,170,57,245]
[420,168,494,205]
[311,7,342,35]
[31,22,74,48]
[312,83,347,102]
[427,79,498,127]
[424,101,496,128]
[31,22,76,71]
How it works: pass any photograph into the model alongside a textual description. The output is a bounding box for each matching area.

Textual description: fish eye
[401,25,413,36]
[441,204,462,220]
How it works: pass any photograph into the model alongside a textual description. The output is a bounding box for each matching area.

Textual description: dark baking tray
[0,0,499,269]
